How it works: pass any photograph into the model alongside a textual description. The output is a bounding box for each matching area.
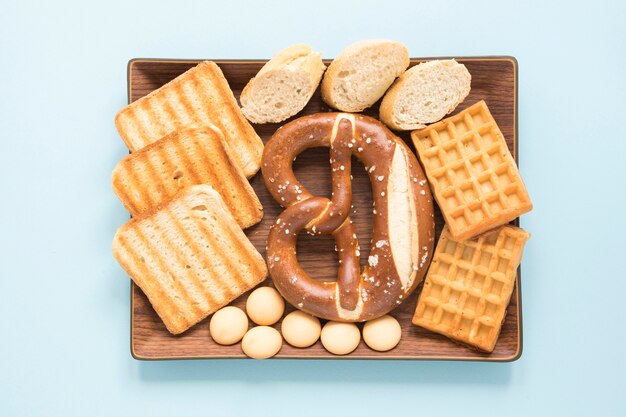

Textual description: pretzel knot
[262,113,435,322]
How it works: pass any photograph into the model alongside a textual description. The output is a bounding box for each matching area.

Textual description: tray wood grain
[126,57,521,360]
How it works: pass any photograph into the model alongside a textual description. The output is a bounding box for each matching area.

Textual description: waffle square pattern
[411,101,532,241]
[412,225,529,352]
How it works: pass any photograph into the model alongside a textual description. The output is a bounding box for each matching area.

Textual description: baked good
[115,61,263,178]
[245,287,285,326]
[240,44,325,123]
[112,124,263,228]
[411,100,533,241]
[321,40,409,112]
[362,315,402,352]
[263,113,434,322]
[112,185,268,334]
[241,326,282,359]
[281,311,321,348]
[209,306,249,345]
[412,225,529,352]
[380,59,471,130]
[320,322,361,355]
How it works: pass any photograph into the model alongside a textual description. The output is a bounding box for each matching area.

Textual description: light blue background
[1,0,625,415]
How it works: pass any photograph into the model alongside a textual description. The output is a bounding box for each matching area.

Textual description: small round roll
[209,306,249,345]
[241,326,283,359]
[320,321,361,355]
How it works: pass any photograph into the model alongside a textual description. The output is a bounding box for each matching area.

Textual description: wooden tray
[127,57,521,361]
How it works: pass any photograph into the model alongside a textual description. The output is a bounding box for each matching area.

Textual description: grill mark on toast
[192,197,264,286]
[140,211,204,321]
[210,64,249,145]
[206,62,263,169]
[135,100,164,151]
[141,143,174,206]
[118,225,190,332]
[115,112,140,152]
[186,130,235,217]
[123,106,151,152]
[181,197,244,300]
[156,207,217,311]
[188,71,228,142]
[114,231,182,330]
[121,156,157,214]
[206,132,259,226]
[220,218,267,283]
[169,131,203,186]
[160,204,234,309]
[112,163,140,215]
[148,96,177,139]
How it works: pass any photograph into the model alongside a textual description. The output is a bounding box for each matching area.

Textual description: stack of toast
[113,41,533,357]
[112,62,267,334]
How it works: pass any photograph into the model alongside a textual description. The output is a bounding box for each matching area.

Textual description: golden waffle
[412,225,529,352]
[112,125,263,228]
[112,185,268,334]
[115,61,264,178]
[411,100,532,241]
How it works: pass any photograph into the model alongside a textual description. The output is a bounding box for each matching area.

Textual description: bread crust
[321,40,409,112]
[380,59,471,130]
[240,44,325,123]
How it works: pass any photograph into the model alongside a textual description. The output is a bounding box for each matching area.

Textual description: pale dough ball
[363,315,402,352]
[281,311,322,348]
[320,321,361,355]
[241,326,282,359]
[209,306,248,345]
[246,287,285,326]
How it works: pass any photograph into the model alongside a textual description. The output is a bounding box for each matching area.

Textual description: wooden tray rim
[126,56,522,362]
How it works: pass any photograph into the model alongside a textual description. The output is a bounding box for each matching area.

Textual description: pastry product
[209,306,249,345]
[380,59,471,130]
[245,287,285,326]
[411,100,533,241]
[112,124,263,228]
[115,61,264,178]
[240,44,326,123]
[320,321,361,355]
[362,315,402,352]
[281,311,321,348]
[412,225,529,352]
[321,40,409,112]
[112,185,268,334]
[263,113,435,322]
[241,326,283,359]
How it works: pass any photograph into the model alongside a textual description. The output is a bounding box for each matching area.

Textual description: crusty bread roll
[379,59,471,130]
[321,40,409,112]
[240,44,325,123]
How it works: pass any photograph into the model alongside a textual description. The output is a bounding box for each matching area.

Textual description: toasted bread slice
[112,185,268,335]
[115,61,263,178]
[321,40,409,112]
[240,44,326,123]
[112,124,262,228]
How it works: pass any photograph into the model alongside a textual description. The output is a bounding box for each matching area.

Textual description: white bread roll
[240,44,325,124]
[379,59,471,130]
[321,40,409,112]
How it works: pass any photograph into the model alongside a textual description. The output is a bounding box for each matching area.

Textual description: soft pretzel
[263,113,435,322]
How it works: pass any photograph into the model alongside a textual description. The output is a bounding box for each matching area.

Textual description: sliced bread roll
[321,40,409,112]
[379,59,471,130]
[240,44,326,123]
